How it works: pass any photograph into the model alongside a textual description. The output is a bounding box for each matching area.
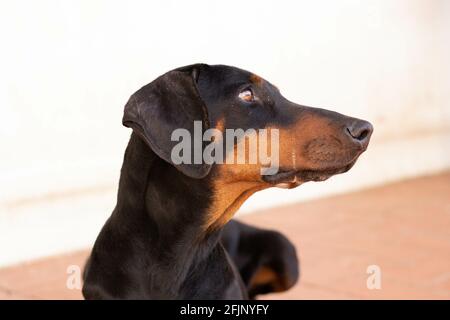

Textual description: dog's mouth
[262,160,357,189]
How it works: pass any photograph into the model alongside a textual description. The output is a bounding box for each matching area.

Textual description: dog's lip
[262,160,357,187]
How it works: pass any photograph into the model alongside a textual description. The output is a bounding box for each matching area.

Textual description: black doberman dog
[82,64,373,299]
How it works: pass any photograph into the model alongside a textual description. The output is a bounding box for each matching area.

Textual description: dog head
[123,64,373,231]
[123,64,373,189]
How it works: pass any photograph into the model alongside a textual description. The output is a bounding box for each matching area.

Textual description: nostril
[356,128,369,141]
[347,122,373,142]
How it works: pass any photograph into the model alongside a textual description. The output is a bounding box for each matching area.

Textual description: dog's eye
[238,88,254,102]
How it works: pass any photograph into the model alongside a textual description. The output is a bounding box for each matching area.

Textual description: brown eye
[238,88,254,102]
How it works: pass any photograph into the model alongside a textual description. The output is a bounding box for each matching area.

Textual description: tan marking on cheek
[203,182,265,233]
[267,125,298,170]
[202,127,283,233]
[227,130,260,165]
[214,117,225,132]
[202,165,268,233]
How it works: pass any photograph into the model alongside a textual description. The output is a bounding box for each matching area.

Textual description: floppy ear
[122,64,211,178]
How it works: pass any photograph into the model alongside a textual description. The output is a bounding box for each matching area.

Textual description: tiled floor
[0,173,449,299]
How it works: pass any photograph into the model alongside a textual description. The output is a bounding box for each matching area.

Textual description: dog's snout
[346,120,373,148]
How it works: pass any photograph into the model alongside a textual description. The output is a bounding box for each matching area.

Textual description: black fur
[82,64,372,299]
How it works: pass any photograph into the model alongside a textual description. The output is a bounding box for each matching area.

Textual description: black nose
[346,120,373,149]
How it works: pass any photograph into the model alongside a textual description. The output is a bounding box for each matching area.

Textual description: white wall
[1,0,449,266]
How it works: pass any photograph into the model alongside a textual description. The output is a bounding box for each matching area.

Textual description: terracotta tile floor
[0,172,449,299]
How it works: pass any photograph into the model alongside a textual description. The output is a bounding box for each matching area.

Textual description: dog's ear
[122,64,211,179]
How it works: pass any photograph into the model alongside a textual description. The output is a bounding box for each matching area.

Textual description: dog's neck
[114,135,222,274]
[114,134,264,290]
